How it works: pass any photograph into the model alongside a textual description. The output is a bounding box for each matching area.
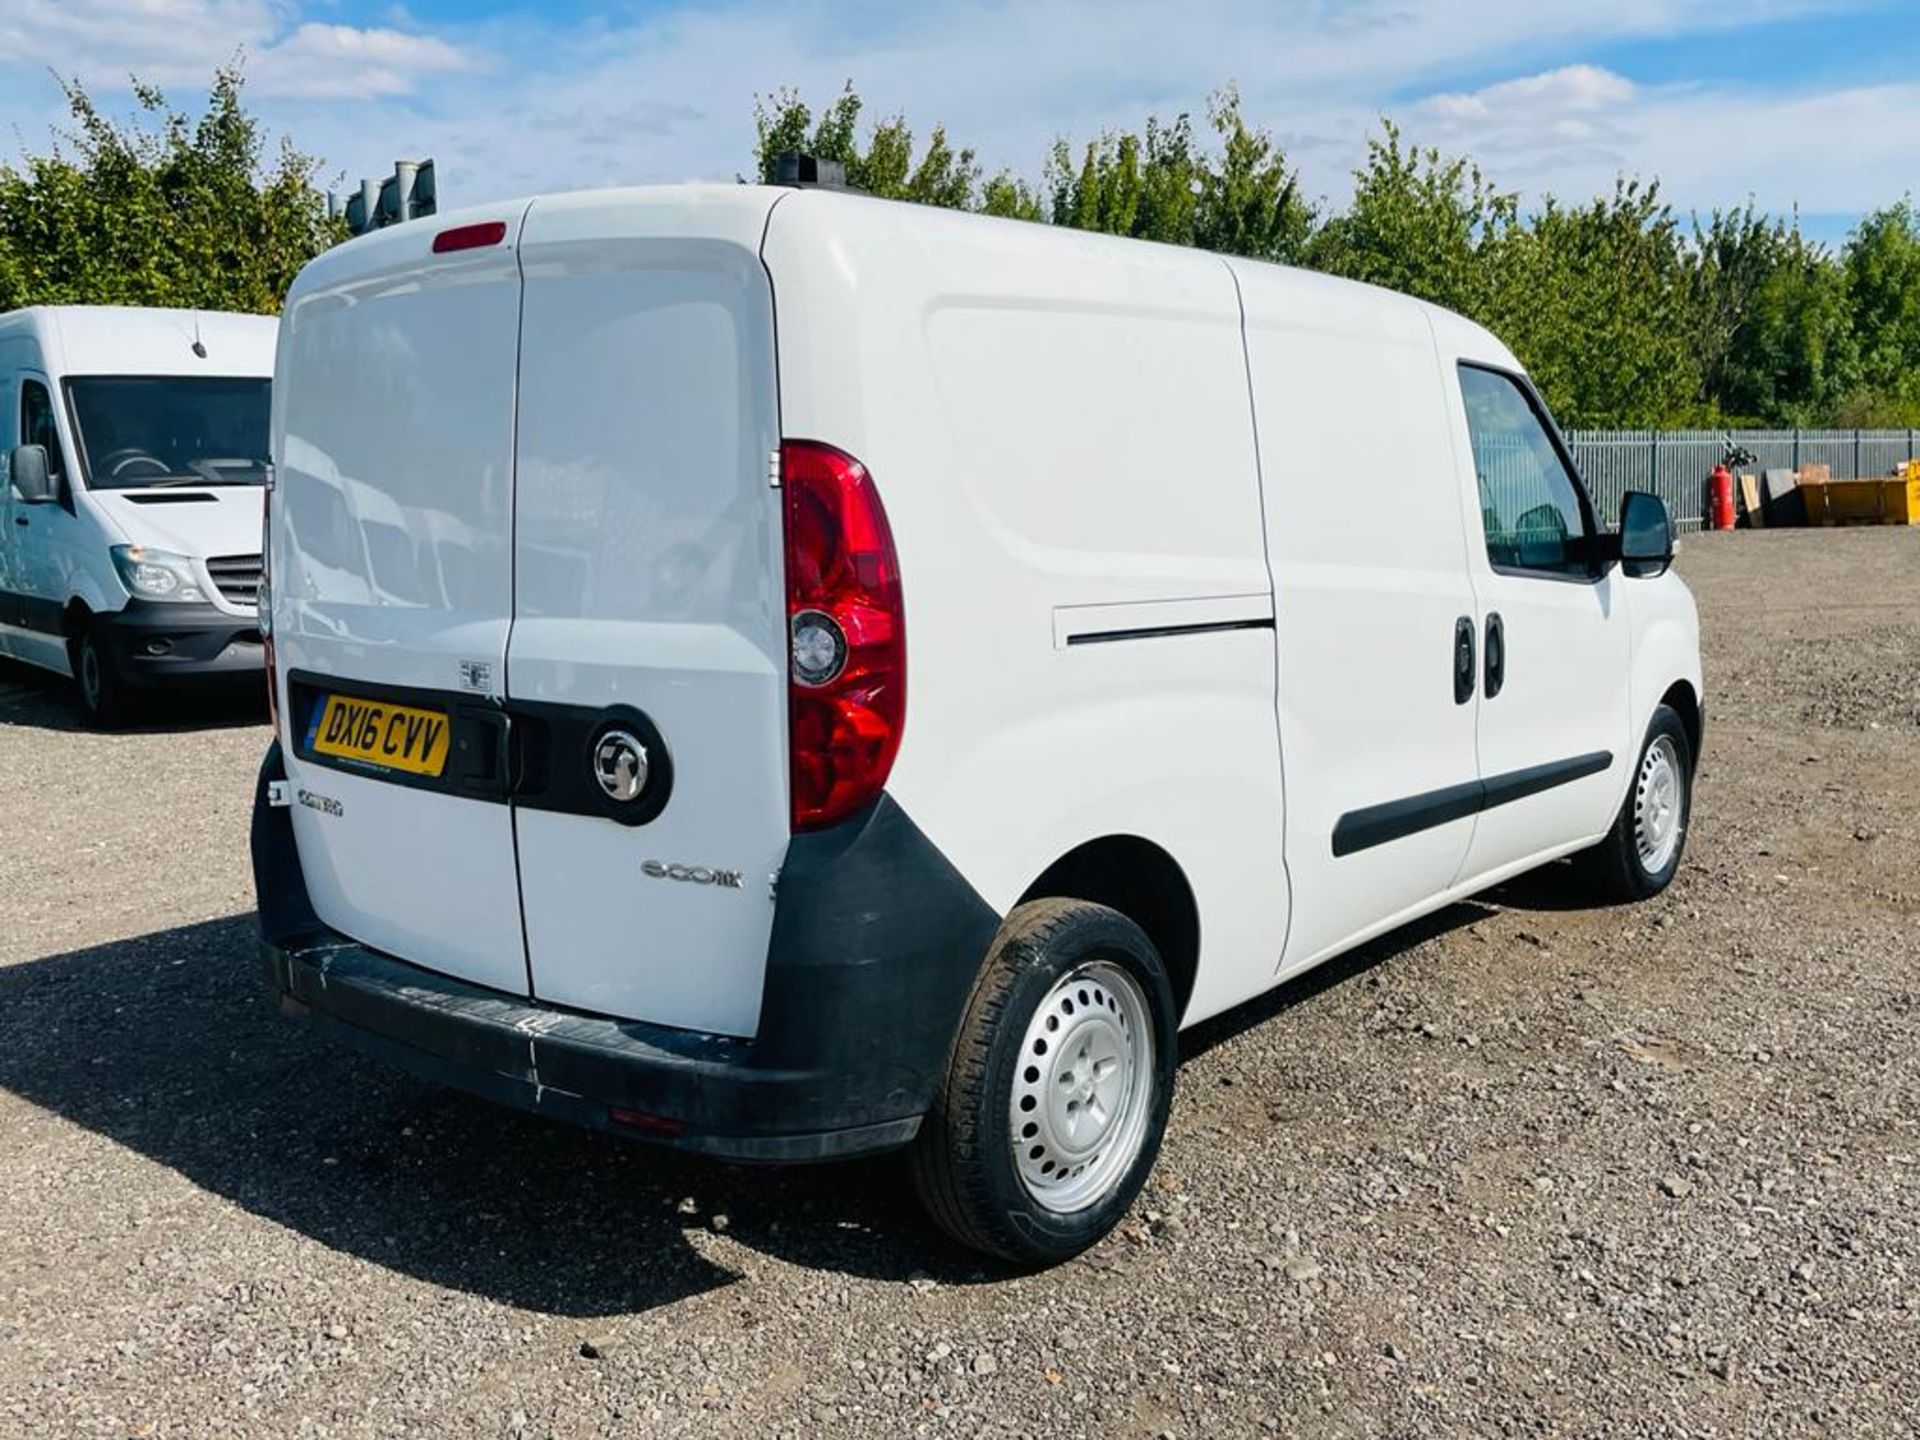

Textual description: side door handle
[1484,612,1505,699]
[1453,616,1476,705]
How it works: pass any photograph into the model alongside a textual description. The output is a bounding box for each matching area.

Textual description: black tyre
[910,898,1177,1267]
[71,621,137,728]
[1574,704,1693,902]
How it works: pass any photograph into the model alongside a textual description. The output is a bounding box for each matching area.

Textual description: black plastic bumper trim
[100,599,262,682]
[250,742,1002,1163]
[262,937,922,1161]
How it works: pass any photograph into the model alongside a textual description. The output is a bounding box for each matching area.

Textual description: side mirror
[9,444,57,504]
[1619,490,1674,579]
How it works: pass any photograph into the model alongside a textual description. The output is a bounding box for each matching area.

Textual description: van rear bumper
[252,742,1001,1164]
[260,934,922,1161]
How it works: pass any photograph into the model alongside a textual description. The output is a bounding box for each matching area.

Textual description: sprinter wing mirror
[1618,490,1674,579]
[8,444,56,504]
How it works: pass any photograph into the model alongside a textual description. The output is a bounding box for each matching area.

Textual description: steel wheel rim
[79,643,102,709]
[1634,734,1684,874]
[1008,959,1155,1215]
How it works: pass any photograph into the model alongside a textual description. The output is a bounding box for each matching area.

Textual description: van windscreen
[66,376,271,490]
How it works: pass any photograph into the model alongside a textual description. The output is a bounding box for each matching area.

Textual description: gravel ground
[2,527,1916,1440]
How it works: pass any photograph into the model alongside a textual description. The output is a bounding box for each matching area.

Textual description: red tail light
[781,441,905,831]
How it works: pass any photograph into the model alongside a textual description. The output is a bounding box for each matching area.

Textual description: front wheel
[910,899,1177,1267]
[71,622,137,728]
[1575,703,1694,902]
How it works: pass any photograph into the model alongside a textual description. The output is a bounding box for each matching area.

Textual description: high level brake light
[431,220,506,254]
[781,441,906,831]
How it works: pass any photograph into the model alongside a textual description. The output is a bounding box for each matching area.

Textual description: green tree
[1193,86,1314,263]
[1838,199,1920,423]
[1688,207,1855,424]
[0,64,340,313]
[1045,112,1204,244]
[1490,180,1701,428]
[752,84,988,210]
[1309,121,1512,318]
[979,170,1046,222]
[1687,204,1792,419]
[1042,92,1311,259]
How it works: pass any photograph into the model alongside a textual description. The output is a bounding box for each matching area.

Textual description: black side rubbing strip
[1066,617,1275,647]
[1331,776,1484,857]
[1479,750,1613,812]
[0,589,66,636]
[1331,750,1614,858]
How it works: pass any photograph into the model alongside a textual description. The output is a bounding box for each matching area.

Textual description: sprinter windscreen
[66,376,271,489]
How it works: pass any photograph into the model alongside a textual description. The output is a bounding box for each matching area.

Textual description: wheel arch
[1017,835,1200,1024]
[1658,678,1702,769]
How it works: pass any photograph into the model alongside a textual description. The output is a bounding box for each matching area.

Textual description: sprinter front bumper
[251,743,1000,1164]
[104,599,261,683]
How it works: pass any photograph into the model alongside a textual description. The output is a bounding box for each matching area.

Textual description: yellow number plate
[310,694,451,777]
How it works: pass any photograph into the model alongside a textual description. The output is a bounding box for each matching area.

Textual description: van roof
[759,184,1521,369]
[290,181,1519,376]
[0,304,277,378]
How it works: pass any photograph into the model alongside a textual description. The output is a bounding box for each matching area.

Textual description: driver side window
[21,379,65,481]
[1458,365,1591,577]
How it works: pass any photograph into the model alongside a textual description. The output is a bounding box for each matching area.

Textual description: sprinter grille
[206,553,263,607]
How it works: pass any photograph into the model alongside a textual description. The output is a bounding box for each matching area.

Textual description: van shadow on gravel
[1177,857,1610,1062]
[1179,900,1493,1062]
[0,915,952,1318]
[2,893,1564,1317]
[0,658,265,735]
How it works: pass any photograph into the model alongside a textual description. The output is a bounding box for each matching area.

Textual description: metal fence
[1566,429,1920,532]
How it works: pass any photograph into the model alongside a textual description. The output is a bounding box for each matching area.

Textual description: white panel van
[0,306,275,724]
[254,184,1703,1265]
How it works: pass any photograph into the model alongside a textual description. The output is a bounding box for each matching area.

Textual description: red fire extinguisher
[1709,464,1736,531]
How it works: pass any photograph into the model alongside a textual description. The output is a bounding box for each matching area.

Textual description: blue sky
[1,1,1915,246]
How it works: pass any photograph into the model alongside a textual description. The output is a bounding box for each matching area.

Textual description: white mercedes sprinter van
[254,183,1702,1265]
[0,306,275,724]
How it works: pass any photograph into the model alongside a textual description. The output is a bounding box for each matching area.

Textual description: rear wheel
[1575,704,1693,901]
[71,622,137,729]
[910,899,1176,1267]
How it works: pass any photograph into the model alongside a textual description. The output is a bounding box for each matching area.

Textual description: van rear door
[273,205,533,995]
[507,191,788,1038]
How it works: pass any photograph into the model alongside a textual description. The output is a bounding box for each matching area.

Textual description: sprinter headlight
[110,545,204,603]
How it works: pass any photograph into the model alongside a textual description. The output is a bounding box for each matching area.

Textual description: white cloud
[1427,64,1640,122]
[1406,62,1920,216]
[248,23,475,99]
[0,0,474,99]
